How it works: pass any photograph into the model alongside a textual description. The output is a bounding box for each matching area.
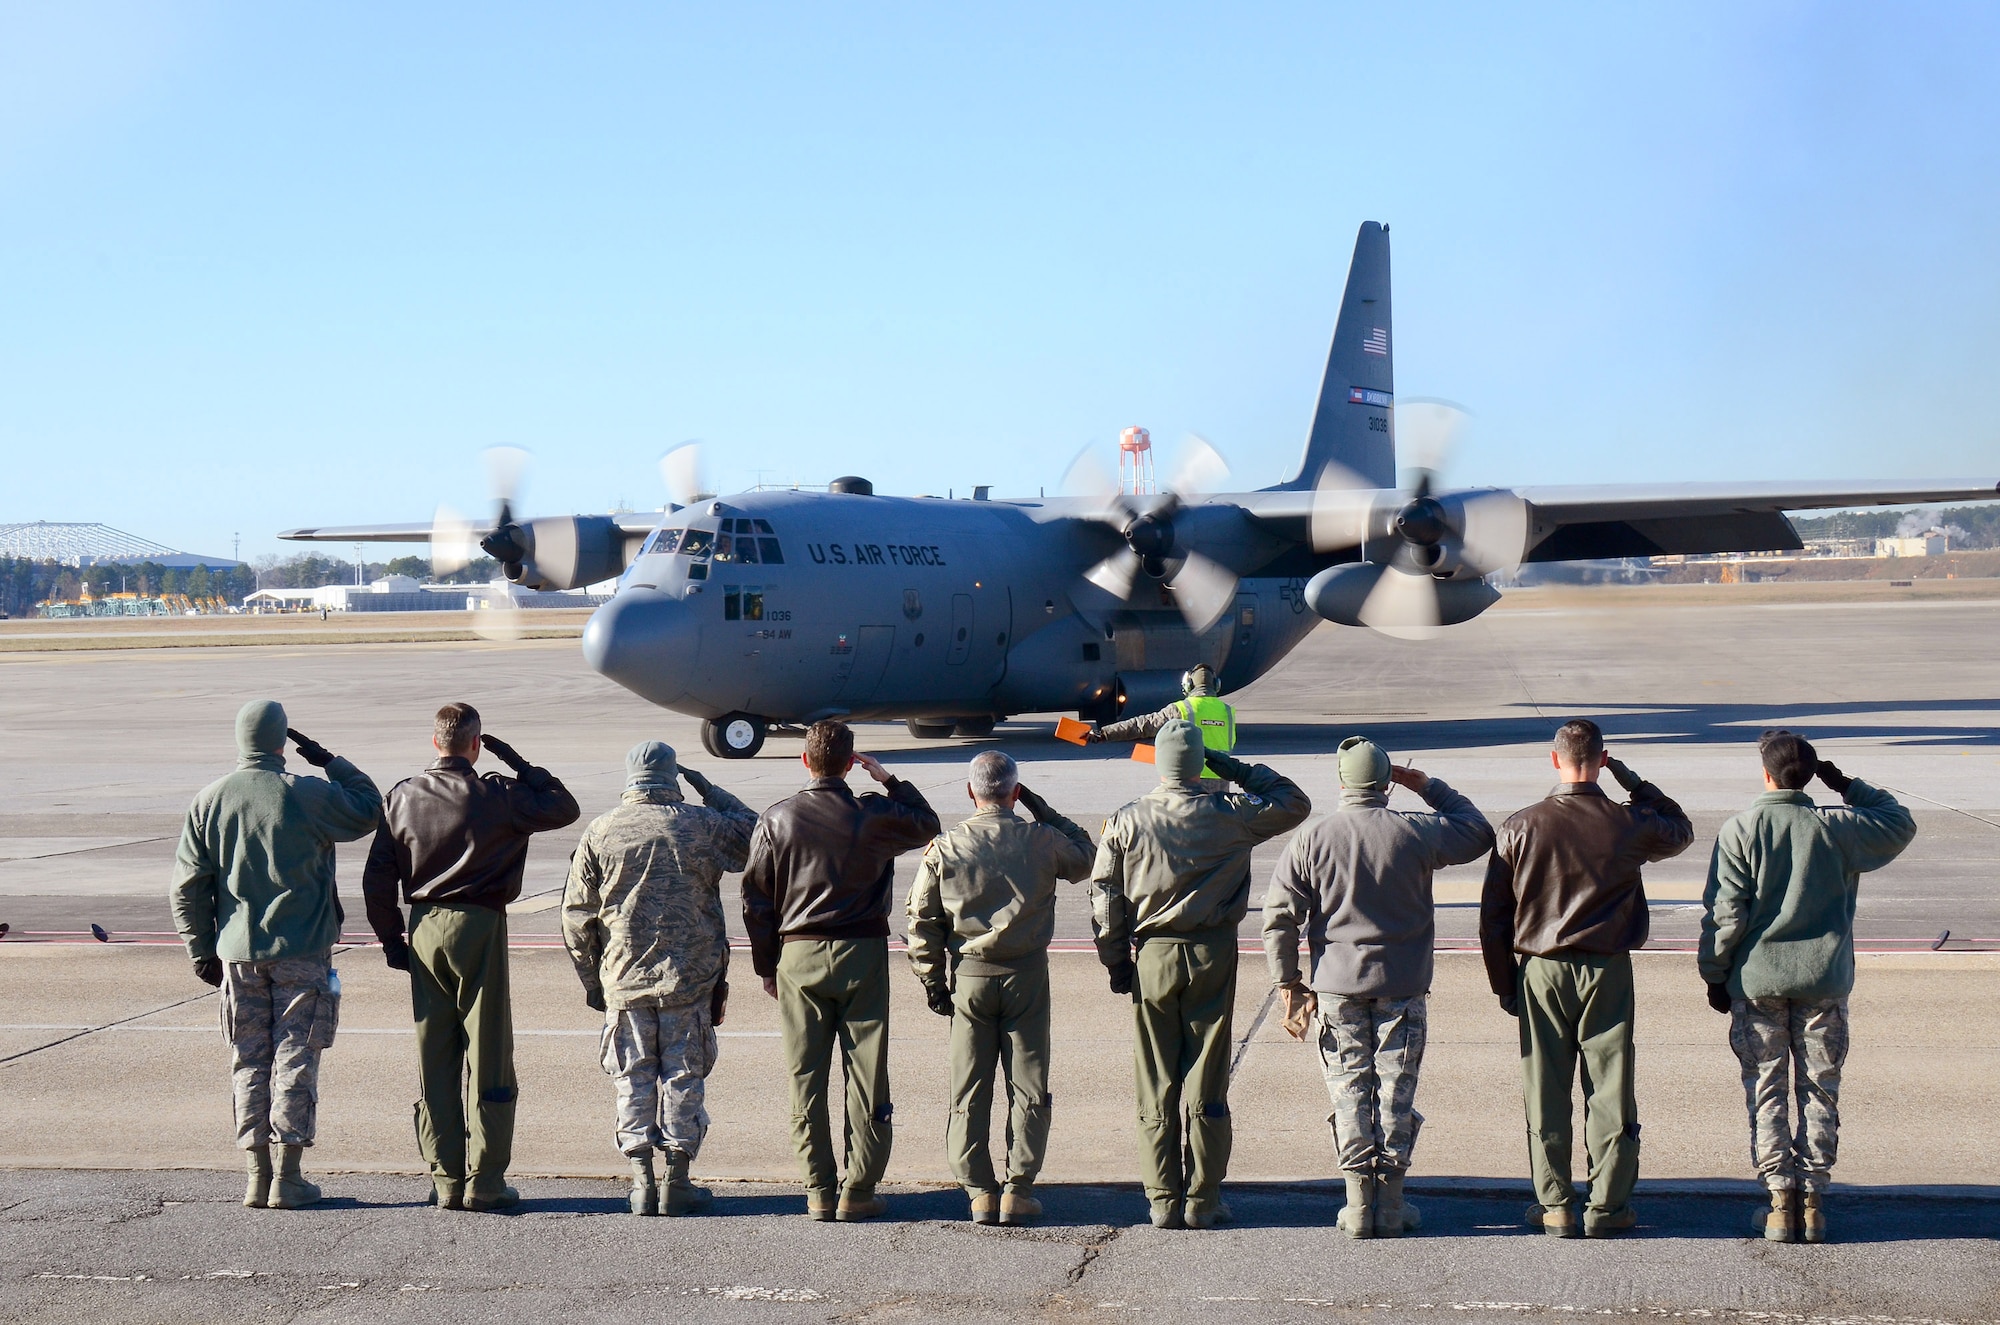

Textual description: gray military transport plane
[283,222,1998,759]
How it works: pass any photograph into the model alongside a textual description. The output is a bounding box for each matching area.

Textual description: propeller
[1322,401,1529,640]
[427,447,535,641]
[1069,433,1239,632]
[659,441,710,508]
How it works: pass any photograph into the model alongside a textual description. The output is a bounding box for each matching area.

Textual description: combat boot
[1373,1171,1420,1236]
[969,1191,1001,1225]
[806,1188,838,1221]
[1149,1197,1185,1229]
[1752,1189,1798,1243]
[835,1187,887,1221]
[1525,1202,1580,1238]
[267,1145,322,1210]
[661,1149,712,1216]
[627,1150,658,1216]
[243,1147,273,1209]
[1336,1170,1377,1238]
[1800,1191,1827,1244]
[466,1178,520,1212]
[1184,1199,1232,1230]
[999,1188,1042,1226]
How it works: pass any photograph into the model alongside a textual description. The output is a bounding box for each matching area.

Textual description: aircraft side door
[946,593,974,665]
[836,625,898,703]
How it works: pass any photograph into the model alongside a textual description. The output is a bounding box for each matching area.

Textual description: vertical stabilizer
[1275,222,1394,490]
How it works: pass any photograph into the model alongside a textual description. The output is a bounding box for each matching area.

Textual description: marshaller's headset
[1180,664,1216,698]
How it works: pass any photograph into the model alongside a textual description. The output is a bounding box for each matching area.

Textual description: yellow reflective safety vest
[1174,695,1237,753]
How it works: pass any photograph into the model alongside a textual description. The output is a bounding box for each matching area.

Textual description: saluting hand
[1388,765,1429,793]
[851,752,893,785]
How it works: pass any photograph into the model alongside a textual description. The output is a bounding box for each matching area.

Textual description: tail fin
[1274,222,1394,490]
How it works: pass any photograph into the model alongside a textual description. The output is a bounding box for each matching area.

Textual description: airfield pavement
[2,582,1998,1322]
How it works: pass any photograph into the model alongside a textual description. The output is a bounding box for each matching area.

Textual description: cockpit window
[649,528,683,555]
[754,518,774,534]
[680,529,713,559]
[757,537,784,564]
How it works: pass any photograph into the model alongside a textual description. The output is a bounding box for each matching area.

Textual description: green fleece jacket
[170,700,383,964]
[1698,779,1916,1001]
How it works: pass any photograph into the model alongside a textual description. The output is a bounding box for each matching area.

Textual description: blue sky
[3,2,1997,561]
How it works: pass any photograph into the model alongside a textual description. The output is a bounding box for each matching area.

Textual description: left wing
[277,512,664,544]
[1511,479,2000,561]
[1237,478,1999,560]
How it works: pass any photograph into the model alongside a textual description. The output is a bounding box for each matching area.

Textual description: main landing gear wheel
[702,714,767,760]
[906,719,954,740]
[951,717,997,737]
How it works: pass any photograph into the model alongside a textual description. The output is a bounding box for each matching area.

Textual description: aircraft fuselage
[580,487,1322,726]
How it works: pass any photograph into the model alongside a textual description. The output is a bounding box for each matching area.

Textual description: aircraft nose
[582,588,696,705]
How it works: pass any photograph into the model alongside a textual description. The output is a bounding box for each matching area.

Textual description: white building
[1876,529,1949,558]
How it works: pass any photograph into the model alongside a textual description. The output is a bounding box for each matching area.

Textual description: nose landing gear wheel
[702,713,767,759]
[905,719,954,740]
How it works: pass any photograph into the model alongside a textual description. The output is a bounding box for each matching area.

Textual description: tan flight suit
[905,788,1094,1198]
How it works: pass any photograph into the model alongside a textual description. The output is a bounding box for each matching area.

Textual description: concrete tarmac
[3,586,1998,1321]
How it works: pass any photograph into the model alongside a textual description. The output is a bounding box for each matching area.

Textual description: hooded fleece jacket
[1262,779,1495,1000]
[170,700,383,964]
[1089,724,1312,962]
[1698,779,1916,1002]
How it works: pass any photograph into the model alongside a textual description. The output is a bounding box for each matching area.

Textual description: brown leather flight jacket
[741,775,941,977]
[1478,779,1694,997]
[362,756,581,956]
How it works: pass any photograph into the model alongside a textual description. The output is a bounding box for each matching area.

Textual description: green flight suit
[409,902,516,1194]
[1090,748,1311,1217]
[1518,951,1639,1217]
[777,937,893,1200]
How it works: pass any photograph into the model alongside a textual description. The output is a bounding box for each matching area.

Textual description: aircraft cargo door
[946,594,973,665]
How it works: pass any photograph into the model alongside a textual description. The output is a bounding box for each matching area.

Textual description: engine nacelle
[1304,562,1499,628]
[504,515,627,591]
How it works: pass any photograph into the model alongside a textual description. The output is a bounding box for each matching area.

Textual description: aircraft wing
[277,513,662,544]
[1238,479,1999,561]
[1511,479,2000,561]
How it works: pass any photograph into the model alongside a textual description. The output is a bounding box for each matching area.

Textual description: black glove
[1107,958,1136,996]
[1083,729,1105,744]
[1706,982,1733,1014]
[1016,785,1049,819]
[710,978,729,1027]
[286,728,335,768]
[382,939,411,972]
[680,766,713,797]
[1817,760,1853,794]
[1498,993,1519,1018]
[584,986,607,1013]
[925,982,954,1018]
[480,733,532,774]
[1604,755,1644,794]
[194,957,224,987]
[1204,749,1253,784]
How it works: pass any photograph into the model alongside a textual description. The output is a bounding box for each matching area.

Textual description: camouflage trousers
[1729,996,1849,1193]
[220,956,338,1150]
[601,997,718,1159]
[1317,993,1428,1173]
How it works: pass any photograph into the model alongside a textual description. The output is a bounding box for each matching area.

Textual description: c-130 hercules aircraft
[284,222,1998,759]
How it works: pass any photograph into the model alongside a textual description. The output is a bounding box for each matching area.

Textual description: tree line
[0,558,262,615]
[248,553,499,588]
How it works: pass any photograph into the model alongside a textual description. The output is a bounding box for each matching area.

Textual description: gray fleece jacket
[1262,778,1494,1000]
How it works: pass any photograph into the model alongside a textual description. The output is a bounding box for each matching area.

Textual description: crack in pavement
[1230,985,1278,1079]
[1063,1226,1123,1288]
[0,989,219,1066]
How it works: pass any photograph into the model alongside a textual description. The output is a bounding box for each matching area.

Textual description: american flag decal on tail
[1362,327,1389,356]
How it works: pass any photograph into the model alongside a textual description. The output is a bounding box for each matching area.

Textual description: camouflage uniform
[1700,778,1914,1195]
[563,756,757,1160]
[1729,997,1848,1192]
[1318,995,1428,1173]
[600,1002,720,1157]
[170,699,381,1156]
[220,956,340,1148]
